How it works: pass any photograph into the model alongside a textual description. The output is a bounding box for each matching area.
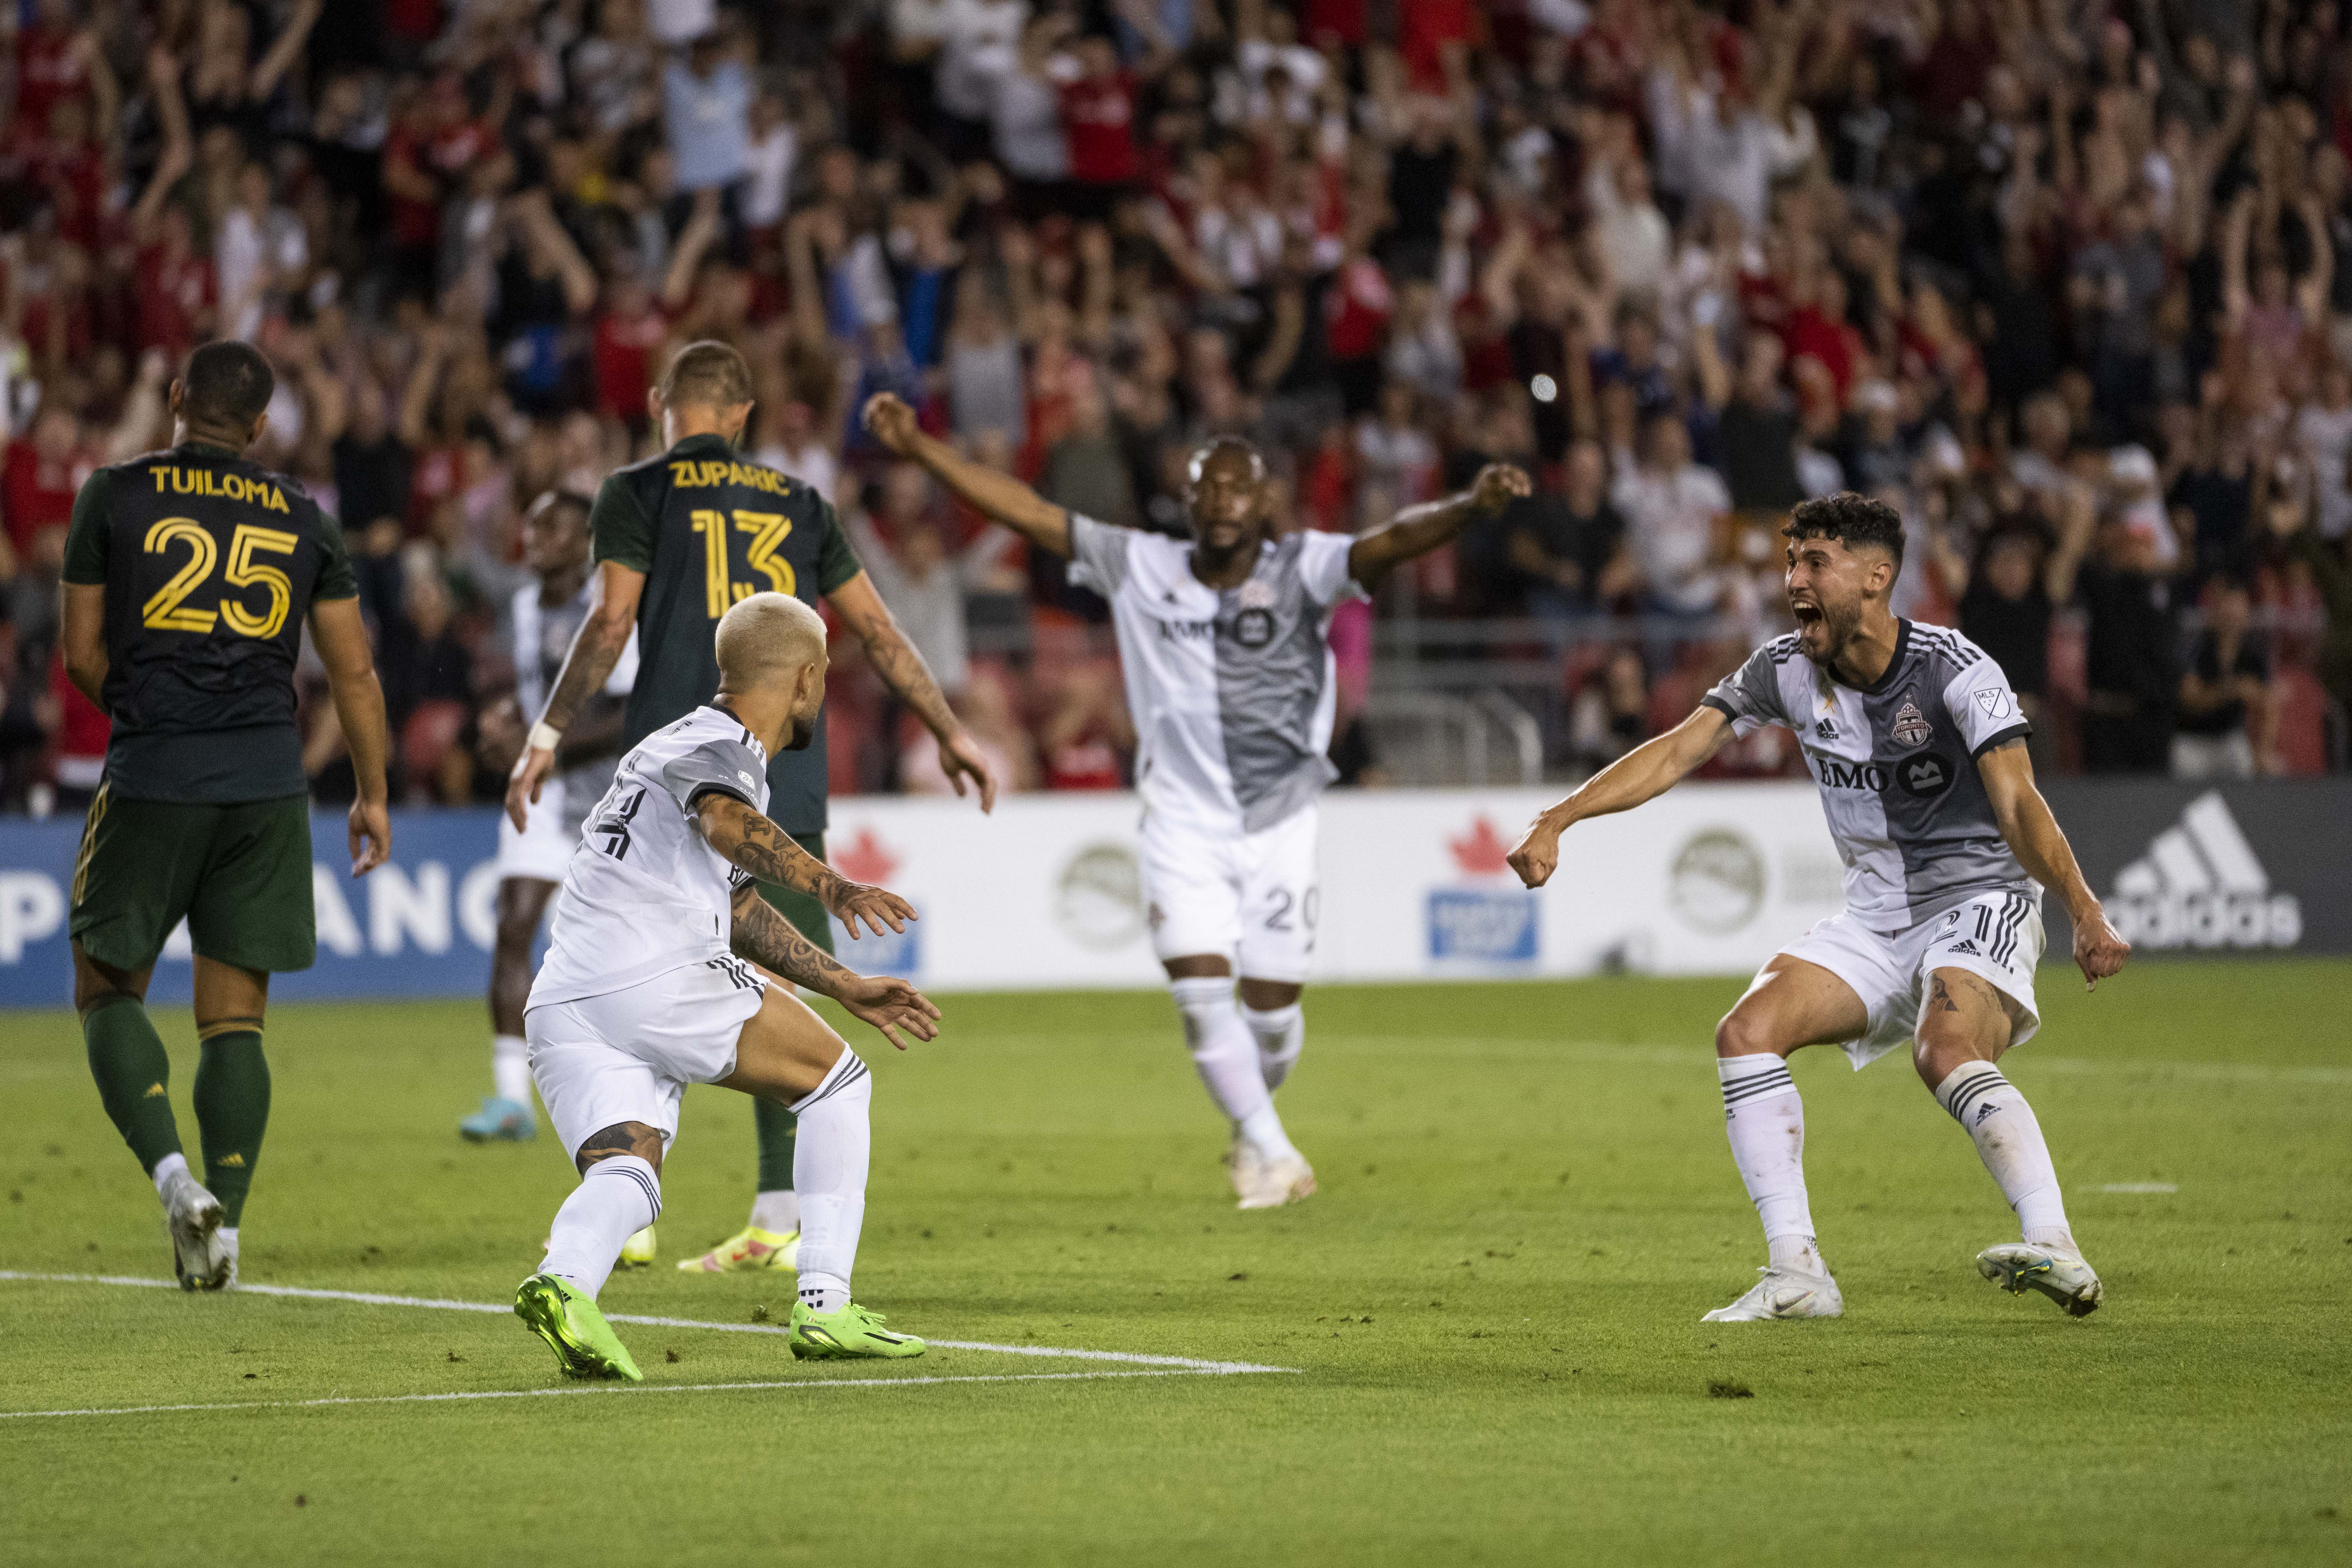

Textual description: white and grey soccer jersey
[529,705,769,1009]
[1065,516,1363,835]
[511,578,641,838]
[1702,621,2038,932]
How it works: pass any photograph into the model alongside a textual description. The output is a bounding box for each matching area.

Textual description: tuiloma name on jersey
[146,465,292,511]
[1157,616,1217,641]
[667,458,793,495]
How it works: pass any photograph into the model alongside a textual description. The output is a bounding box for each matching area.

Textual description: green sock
[194,1030,270,1228]
[83,994,183,1175]
[754,1097,797,1195]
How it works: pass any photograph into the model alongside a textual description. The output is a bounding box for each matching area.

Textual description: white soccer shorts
[1139,804,1319,983]
[496,776,572,884]
[524,956,767,1161]
[1771,888,2045,1069]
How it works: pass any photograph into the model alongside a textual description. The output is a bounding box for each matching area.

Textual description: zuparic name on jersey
[144,465,293,511]
[666,458,792,495]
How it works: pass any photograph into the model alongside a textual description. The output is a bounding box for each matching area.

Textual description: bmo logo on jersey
[1810,754,1955,797]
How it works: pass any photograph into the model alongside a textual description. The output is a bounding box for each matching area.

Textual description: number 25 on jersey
[141,518,300,639]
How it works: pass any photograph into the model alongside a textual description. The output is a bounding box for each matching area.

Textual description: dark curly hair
[1784,492,1905,569]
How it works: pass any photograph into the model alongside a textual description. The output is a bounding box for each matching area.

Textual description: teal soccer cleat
[459,1096,536,1142]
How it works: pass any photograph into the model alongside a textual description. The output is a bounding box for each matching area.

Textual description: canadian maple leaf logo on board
[1446,816,1514,877]
[833,826,901,884]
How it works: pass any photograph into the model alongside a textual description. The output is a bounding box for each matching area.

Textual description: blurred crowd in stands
[2,0,2351,815]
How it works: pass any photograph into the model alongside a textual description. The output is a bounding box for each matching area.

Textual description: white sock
[1172,978,1298,1162]
[151,1150,193,1204]
[540,1155,661,1300]
[492,1033,533,1107]
[1242,1002,1305,1090]
[750,1189,800,1234]
[790,1052,871,1313]
[1935,1060,2073,1247]
[1719,1055,1821,1272]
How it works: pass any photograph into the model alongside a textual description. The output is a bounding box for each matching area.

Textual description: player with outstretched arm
[863,389,1529,1208]
[1508,493,2130,1321]
[516,592,940,1379]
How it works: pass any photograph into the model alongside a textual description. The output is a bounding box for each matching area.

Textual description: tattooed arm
[729,883,942,1050]
[826,571,999,812]
[696,791,918,939]
[507,561,644,829]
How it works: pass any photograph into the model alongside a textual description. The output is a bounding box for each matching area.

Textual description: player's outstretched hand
[506,742,555,832]
[861,392,920,456]
[2072,903,2130,991]
[938,726,999,813]
[839,974,942,1051]
[1506,814,1562,889]
[826,879,920,940]
[349,796,392,877]
[1470,462,1534,514]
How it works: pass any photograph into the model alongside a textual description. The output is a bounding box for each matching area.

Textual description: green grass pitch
[3,963,2348,1566]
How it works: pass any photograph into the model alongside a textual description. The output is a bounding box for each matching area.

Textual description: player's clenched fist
[1507,814,1563,889]
[2071,904,2131,991]
[1470,463,1534,514]
[862,392,920,456]
[840,974,942,1050]
[824,878,920,940]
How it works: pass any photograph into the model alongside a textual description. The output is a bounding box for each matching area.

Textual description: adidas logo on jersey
[1815,717,1837,740]
[2106,791,2300,949]
[1946,939,1982,957]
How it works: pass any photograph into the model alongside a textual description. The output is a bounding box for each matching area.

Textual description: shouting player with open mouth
[1509,492,2131,1321]
[863,390,1528,1208]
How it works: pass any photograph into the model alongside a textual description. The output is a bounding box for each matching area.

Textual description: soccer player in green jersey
[60,340,394,1290]
[507,339,995,1274]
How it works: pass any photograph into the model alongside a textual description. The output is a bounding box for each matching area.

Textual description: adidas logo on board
[2107,792,2300,949]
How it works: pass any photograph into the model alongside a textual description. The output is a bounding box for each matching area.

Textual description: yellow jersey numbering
[667,458,793,497]
[147,465,293,511]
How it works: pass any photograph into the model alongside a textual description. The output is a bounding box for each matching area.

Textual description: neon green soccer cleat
[788,1300,927,1361]
[676,1224,798,1273]
[514,1273,643,1382]
[618,1226,658,1268]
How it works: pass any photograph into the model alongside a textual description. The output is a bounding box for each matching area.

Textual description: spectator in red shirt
[591,262,672,430]
[2,404,90,562]
[9,0,112,141]
[1059,35,1140,219]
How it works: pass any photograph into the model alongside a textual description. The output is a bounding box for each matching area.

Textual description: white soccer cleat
[1226,1132,1265,1201]
[161,1168,232,1292]
[1976,1242,2103,1317]
[1701,1264,1844,1323]
[1235,1150,1315,1210]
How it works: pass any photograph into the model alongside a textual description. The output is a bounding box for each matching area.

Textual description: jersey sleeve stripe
[1968,721,2033,759]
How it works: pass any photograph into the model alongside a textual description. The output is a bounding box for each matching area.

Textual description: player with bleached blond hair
[515,592,940,1380]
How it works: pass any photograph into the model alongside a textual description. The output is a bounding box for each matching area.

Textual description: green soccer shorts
[69,787,316,975]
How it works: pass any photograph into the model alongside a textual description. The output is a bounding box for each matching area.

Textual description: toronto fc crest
[1891,698,1933,748]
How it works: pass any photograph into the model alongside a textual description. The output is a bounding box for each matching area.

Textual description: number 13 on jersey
[692,508,795,617]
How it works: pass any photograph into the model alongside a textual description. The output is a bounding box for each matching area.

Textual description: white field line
[0,1369,1223,1422]
[1326,1035,2352,1086]
[2098,1182,2180,1194]
[0,1271,1297,1379]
